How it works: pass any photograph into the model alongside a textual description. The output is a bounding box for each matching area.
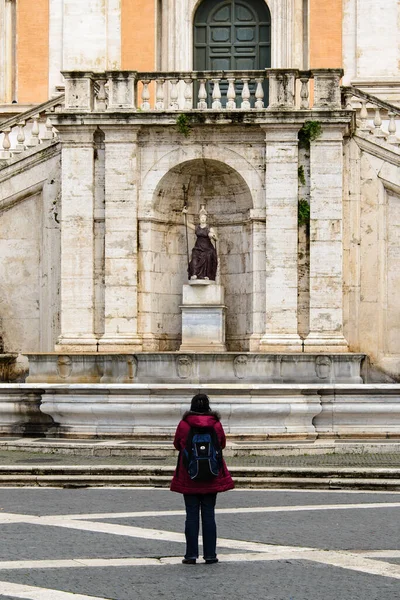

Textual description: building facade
[0,0,400,396]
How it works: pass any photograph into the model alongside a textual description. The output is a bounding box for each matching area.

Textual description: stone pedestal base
[259,333,303,352]
[55,336,99,353]
[98,335,143,352]
[304,333,349,353]
[180,281,226,352]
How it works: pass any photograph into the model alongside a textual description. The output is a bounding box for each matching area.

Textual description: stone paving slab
[93,507,400,551]
[0,523,184,561]
[0,561,398,600]
[0,488,399,599]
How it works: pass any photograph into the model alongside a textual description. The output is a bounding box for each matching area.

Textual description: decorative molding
[0,141,60,184]
[354,133,400,167]
[0,181,44,214]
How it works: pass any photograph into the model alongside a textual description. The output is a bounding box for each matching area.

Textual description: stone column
[98,126,142,351]
[259,126,303,351]
[304,126,349,352]
[249,211,266,352]
[56,126,98,351]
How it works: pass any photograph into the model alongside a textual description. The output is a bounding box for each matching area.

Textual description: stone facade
[0,1,400,439]
[1,68,400,379]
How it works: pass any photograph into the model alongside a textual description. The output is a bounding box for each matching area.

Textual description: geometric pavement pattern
[0,488,399,599]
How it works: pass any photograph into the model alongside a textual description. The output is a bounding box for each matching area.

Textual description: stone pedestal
[180,281,226,352]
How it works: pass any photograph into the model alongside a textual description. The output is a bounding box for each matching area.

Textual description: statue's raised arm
[182,206,196,231]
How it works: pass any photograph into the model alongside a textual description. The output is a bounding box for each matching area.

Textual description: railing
[62,68,343,112]
[342,86,400,145]
[4,71,397,162]
[0,94,64,160]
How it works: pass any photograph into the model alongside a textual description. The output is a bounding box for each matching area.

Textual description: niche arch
[138,158,265,351]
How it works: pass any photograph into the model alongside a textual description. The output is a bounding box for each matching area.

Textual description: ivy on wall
[298,165,306,186]
[176,114,192,137]
[298,121,322,149]
[298,198,310,227]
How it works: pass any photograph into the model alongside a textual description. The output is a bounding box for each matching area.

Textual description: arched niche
[138,158,264,351]
[153,158,253,223]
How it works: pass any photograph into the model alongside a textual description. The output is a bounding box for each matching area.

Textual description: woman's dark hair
[190,393,211,413]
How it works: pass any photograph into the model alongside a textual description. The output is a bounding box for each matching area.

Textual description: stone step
[1,438,400,457]
[0,465,399,490]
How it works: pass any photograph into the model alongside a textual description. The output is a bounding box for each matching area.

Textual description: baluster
[169,79,179,109]
[184,78,193,110]
[15,121,26,152]
[0,127,11,159]
[373,107,385,138]
[241,77,251,109]
[155,78,165,110]
[41,117,54,140]
[300,77,309,109]
[211,79,222,109]
[359,100,368,130]
[387,112,398,145]
[141,80,151,111]
[197,79,207,110]
[255,77,264,110]
[344,92,353,111]
[96,79,107,111]
[226,77,236,109]
[27,115,40,147]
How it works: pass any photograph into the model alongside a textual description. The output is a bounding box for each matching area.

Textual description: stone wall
[0,116,399,378]
[342,0,400,102]
[343,136,400,379]
[0,145,61,374]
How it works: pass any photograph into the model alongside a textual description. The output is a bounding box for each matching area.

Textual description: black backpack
[182,426,222,481]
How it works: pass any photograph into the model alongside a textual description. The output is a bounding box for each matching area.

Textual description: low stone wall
[26,353,365,384]
[0,385,54,435]
[0,383,399,439]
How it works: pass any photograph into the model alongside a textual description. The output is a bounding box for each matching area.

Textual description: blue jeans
[183,493,217,560]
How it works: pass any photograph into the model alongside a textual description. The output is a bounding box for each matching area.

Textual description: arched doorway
[194,0,271,72]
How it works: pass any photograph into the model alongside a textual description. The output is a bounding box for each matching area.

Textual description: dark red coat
[170,412,235,495]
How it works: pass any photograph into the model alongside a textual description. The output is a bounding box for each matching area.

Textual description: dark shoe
[205,558,219,564]
[182,558,196,565]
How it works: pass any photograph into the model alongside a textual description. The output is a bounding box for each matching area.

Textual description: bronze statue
[182,205,218,281]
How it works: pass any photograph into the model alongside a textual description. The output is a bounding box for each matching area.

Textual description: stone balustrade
[342,86,400,145]
[62,68,344,113]
[0,95,64,161]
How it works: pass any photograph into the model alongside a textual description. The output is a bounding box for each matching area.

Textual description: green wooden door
[194,0,271,105]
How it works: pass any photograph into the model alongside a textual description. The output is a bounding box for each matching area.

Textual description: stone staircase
[0,464,399,490]
[0,82,400,443]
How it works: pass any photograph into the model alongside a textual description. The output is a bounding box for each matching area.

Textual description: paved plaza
[0,488,399,599]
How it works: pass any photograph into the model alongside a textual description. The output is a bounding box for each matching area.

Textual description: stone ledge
[25,352,366,384]
[1,382,400,438]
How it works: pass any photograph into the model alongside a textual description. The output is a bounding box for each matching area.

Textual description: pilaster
[304,126,349,352]
[259,126,303,352]
[98,126,142,351]
[56,126,98,351]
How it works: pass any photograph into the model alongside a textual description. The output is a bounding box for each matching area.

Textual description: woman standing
[170,394,234,564]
